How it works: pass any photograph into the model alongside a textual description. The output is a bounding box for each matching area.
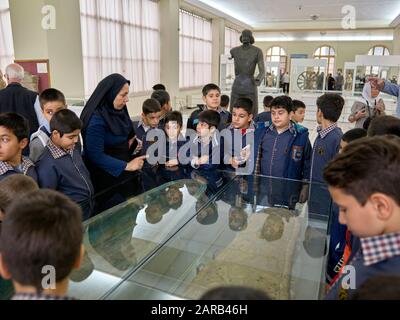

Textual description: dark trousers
[283,83,290,94]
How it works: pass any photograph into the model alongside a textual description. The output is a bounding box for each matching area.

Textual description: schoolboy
[0,190,84,300]
[151,90,172,129]
[220,95,231,112]
[291,100,306,124]
[30,88,67,162]
[133,98,162,143]
[190,110,222,170]
[254,95,273,125]
[339,128,367,152]
[255,96,311,180]
[36,109,94,220]
[324,137,400,300]
[0,175,38,225]
[162,111,186,168]
[224,97,265,174]
[187,84,231,131]
[367,115,400,137]
[0,113,37,182]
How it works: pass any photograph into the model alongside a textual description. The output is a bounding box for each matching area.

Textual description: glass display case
[290,59,327,95]
[353,55,400,94]
[263,61,281,92]
[343,62,355,92]
[220,54,235,92]
[67,174,331,301]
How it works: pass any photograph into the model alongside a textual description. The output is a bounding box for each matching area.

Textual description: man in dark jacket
[0,64,44,137]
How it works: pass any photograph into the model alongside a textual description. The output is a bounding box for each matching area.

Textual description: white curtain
[224,27,240,55]
[80,0,160,97]
[0,0,14,75]
[179,9,212,89]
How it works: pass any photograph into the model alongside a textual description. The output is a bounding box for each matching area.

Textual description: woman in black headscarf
[81,74,146,194]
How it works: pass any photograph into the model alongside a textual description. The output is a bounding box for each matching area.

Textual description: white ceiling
[189,0,400,30]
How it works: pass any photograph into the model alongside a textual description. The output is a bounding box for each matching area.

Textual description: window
[80,0,160,97]
[224,27,240,55]
[0,0,14,74]
[366,45,390,76]
[314,45,335,75]
[179,9,212,89]
[266,46,287,76]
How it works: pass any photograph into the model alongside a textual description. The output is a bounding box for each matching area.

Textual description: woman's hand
[126,155,147,172]
[165,159,179,167]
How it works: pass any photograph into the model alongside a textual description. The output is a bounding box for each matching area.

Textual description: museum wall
[257,40,394,73]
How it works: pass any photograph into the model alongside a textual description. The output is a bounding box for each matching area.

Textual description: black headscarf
[81,74,133,137]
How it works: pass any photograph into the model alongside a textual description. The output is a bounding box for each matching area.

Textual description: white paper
[37,63,48,74]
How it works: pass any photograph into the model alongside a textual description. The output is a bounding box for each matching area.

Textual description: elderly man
[369,77,400,117]
[0,64,47,137]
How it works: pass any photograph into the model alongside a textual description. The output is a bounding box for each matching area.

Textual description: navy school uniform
[256,122,312,180]
[189,133,224,171]
[36,140,94,220]
[0,157,37,182]
[133,120,151,143]
[186,107,232,132]
[254,111,272,127]
[223,122,266,175]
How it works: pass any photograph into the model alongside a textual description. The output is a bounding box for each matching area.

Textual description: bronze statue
[230,30,265,115]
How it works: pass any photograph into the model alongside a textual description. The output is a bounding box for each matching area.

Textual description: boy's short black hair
[39,88,66,109]
[0,113,29,142]
[220,95,230,108]
[50,109,82,137]
[351,276,400,300]
[142,98,161,115]
[368,115,400,138]
[324,136,400,205]
[342,128,367,143]
[202,83,221,97]
[151,90,170,107]
[0,175,38,213]
[233,97,253,115]
[164,111,183,128]
[293,100,306,112]
[316,93,344,122]
[263,96,274,108]
[198,110,221,129]
[200,286,270,300]
[152,84,166,91]
[363,116,374,131]
[0,190,83,292]
[270,96,293,114]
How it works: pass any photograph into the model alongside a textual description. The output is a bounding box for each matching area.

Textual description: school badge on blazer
[292,145,304,161]
[318,147,325,156]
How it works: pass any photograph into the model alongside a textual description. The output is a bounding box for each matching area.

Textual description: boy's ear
[202,96,207,104]
[72,245,85,270]
[249,114,254,122]
[19,138,28,150]
[0,254,12,280]
[370,193,393,221]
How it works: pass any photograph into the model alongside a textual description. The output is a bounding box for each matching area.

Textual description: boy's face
[163,101,172,113]
[271,107,291,130]
[292,108,306,123]
[339,140,348,153]
[203,90,221,110]
[329,187,386,238]
[197,121,214,138]
[143,112,161,128]
[42,101,66,123]
[52,129,81,151]
[0,127,27,164]
[165,121,181,140]
[316,108,323,125]
[232,108,253,129]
